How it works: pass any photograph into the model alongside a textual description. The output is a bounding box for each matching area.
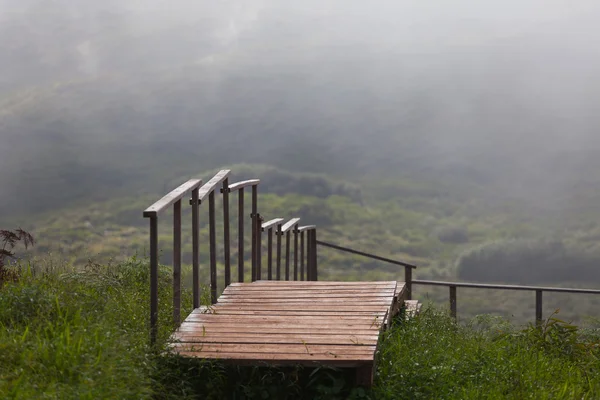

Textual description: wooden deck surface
[171,281,404,385]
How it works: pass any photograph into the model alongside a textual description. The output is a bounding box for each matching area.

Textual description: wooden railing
[142,178,203,344]
[143,169,318,344]
[143,169,600,342]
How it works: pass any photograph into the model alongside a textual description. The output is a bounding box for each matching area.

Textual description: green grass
[2,259,600,399]
[375,309,600,399]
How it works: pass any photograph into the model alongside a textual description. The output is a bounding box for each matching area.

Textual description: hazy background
[2,0,600,217]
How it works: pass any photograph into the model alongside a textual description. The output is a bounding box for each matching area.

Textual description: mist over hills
[2,0,600,220]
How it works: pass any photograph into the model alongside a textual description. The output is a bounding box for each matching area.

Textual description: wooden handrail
[280,218,301,234]
[296,225,316,232]
[190,170,230,204]
[225,179,260,192]
[143,179,202,217]
[262,218,284,231]
[143,169,317,345]
[143,178,203,345]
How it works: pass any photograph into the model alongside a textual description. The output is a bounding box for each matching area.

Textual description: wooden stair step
[404,300,422,319]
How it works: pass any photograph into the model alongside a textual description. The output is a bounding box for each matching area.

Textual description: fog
[2,0,600,215]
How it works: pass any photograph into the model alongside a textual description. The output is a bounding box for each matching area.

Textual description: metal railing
[143,169,318,344]
[316,240,417,299]
[313,241,600,324]
[412,279,600,323]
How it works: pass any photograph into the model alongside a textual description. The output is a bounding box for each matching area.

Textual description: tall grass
[1,258,599,399]
[375,308,600,399]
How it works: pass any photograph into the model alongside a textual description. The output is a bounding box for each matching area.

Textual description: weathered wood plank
[210,305,386,312]
[217,298,392,304]
[171,343,376,354]
[174,351,373,364]
[230,281,397,286]
[179,322,383,330]
[183,314,384,322]
[173,334,378,345]
[176,325,381,335]
[190,310,388,317]
[220,290,397,297]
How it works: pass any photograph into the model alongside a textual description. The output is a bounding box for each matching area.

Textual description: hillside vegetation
[2,260,599,399]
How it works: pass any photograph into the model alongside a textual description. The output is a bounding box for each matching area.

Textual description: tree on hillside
[0,228,34,285]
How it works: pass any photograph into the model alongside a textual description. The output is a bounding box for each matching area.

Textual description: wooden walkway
[171,280,405,386]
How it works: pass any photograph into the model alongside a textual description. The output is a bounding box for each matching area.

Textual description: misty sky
[2,0,600,215]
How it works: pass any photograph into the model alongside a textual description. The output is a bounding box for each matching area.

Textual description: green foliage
[2,260,600,398]
[374,307,600,399]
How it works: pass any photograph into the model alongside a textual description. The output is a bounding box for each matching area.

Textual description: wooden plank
[174,332,379,340]
[176,325,381,335]
[216,298,392,304]
[182,316,384,324]
[222,287,396,293]
[405,300,422,319]
[210,305,386,312]
[174,351,373,364]
[190,310,388,317]
[231,281,397,286]
[171,343,376,354]
[221,290,397,297]
[179,322,383,330]
[183,314,385,322]
[173,334,378,345]
[223,286,397,292]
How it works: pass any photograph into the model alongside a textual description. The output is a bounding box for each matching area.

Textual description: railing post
[267,228,273,280]
[306,229,318,281]
[405,265,412,301]
[251,185,258,282]
[222,179,231,287]
[208,191,217,304]
[293,226,299,281]
[449,285,457,320]
[536,290,543,325]
[256,214,262,280]
[300,231,305,281]
[149,216,158,345]
[173,200,182,327]
[306,230,313,281]
[285,230,291,281]
[312,229,318,281]
[238,188,244,283]
[276,223,282,280]
[192,187,200,308]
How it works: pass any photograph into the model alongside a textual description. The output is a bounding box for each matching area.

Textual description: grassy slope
[2,261,599,399]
